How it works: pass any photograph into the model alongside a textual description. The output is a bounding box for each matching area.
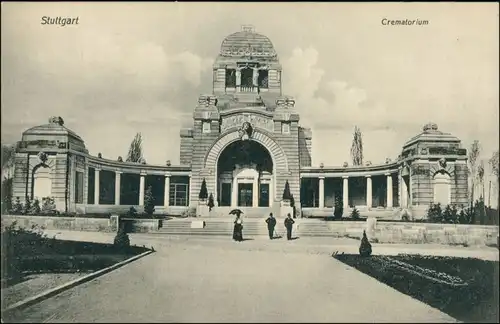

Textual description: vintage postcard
[1,2,498,323]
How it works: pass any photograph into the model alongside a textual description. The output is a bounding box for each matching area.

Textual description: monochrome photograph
[1,2,498,323]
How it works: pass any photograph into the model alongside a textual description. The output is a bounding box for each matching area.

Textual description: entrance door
[238,183,253,207]
[259,183,269,207]
[220,183,231,206]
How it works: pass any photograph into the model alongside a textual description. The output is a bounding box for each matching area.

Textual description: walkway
[4,231,468,322]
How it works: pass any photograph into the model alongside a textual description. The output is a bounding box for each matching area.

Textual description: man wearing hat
[284,213,295,240]
[265,213,277,240]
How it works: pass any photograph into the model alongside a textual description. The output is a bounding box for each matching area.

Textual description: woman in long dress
[233,215,243,242]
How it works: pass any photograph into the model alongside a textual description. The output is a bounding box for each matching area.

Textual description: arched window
[33,166,52,200]
[433,172,451,206]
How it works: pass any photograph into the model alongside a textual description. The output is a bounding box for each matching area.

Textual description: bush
[23,197,32,215]
[1,221,47,279]
[207,193,214,211]
[333,195,343,219]
[29,198,42,215]
[127,206,138,217]
[199,178,208,200]
[427,203,443,223]
[350,206,360,220]
[143,185,155,217]
[474,199,486,225]
[442,204,458,224]
[113,226,130,250]
[11,197,23,215]
[359,230,372,257]
[458,207,469,224]
[41,197,57,215]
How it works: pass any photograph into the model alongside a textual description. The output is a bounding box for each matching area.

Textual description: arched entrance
[204,128,289,208]
[217,140,273,207]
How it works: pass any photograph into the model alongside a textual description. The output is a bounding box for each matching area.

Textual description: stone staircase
[208,206,277,218]
[157,218,271,236]
[155,218,367,238]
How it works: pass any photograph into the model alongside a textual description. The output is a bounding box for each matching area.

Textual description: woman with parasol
[230,209,244,242]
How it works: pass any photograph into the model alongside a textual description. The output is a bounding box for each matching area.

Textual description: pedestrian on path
[284,213,295,240]
[265,213,277,239]
[233,215,243,242]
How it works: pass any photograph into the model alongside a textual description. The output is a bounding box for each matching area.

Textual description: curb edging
[2,249,154,316]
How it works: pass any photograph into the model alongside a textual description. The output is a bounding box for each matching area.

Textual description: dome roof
[219,26,277,59]
[402,122,460,148]
[22,116,84,143]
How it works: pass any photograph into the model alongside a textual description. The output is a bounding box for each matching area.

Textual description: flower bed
[334,254,499,322]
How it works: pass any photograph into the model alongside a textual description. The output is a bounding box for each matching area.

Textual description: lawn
[334,253,499,323]
[1,221,149,311]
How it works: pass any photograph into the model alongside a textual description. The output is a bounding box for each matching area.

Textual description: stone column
[318,176,325,208]
[236,70,241,91]
[94,169,100,205]
[188,175,192,206]
[84,165,89,204]
[253,177,259,207]
[269,178,274,207]
[231,177,238,207]
[366,176,372,209]
[386,173,393,208]
[343,176,349,208]
[139,173,145,206]
[114,171,121,205]
[401,175,408,208]
[164,173,170,207]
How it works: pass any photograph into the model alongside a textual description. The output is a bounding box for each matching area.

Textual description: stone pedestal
[365,217,377,238]
[191,220,205,229]
[280,200,293,218]
[197,202,210,217]
[109,214,120,232]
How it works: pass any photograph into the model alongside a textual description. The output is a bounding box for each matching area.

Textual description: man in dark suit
[284,213,295,240]
[265,213,277,239]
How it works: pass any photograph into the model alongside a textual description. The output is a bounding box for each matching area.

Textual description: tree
[477,160,485,199]
[359,230,372,257]
[1,178,13,214]
[1,144,15,179]
[282,180,292,200]
[350,206,360,220]
[468,140,481,205]
[199,178,208,200]
[114,226,130,249]
[126,133,143,163]
[143,185,155,217]
[489,150,499,209]
[350,126,363,166]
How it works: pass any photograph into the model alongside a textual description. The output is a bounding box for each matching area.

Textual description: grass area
[334,254,499,323]
[1,221,150,306]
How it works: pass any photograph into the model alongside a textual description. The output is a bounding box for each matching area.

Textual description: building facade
[11,26,469,219]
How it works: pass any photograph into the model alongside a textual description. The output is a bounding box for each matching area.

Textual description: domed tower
[182,26,309,216]
[398,122,468,219]
[212,25,283,110]
[13,116,89,213]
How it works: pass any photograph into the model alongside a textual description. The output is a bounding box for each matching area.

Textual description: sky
[1,2,499,195]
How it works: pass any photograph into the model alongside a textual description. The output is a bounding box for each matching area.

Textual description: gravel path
[4,231,460,323]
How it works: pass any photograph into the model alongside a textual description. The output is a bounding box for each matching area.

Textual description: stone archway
[204,129,288,204]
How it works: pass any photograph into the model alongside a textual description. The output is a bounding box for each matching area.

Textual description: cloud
[1,2,497,168]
